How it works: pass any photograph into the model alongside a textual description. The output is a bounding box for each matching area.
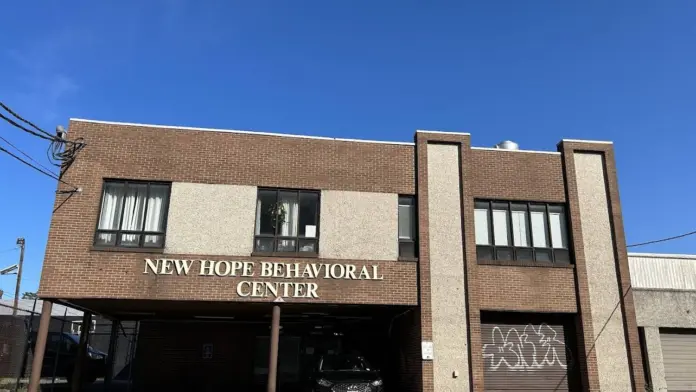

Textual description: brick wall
[470,149,565,202]
[39,120,418,307]
[36,119,643,391]
[476,265,577,312]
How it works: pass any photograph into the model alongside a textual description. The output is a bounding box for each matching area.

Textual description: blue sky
[1,1,695,295]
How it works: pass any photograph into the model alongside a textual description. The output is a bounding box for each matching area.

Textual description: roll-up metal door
[481,321,572,391]
[660,330,696,391]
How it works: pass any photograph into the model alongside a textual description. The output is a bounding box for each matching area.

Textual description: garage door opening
[132,303,417,392]
[481,311,581,392]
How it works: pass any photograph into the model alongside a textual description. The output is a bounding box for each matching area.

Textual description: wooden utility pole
[12,237,25,316]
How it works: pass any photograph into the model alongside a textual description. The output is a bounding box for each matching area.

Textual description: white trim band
[416,129,471,136]
[561,138,613,145]
[628,252,696,260]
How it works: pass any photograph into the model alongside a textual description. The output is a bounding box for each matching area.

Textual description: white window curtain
[97,183,168,246]
[255,199,262,235]
[144,185,169,245]
[549,212,567,249]
[120,185,147,244]
[511,210,529,247]
[278,194,299,250]
[474,209,490,245]
[531,211,548,247]
[97,183,124,244]
[279,198,299,237]
[492,209,509,246]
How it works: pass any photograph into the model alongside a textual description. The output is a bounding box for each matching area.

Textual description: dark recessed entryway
[65,300,416,392]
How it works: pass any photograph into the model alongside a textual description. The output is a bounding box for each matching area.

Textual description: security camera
[0,264,18,275]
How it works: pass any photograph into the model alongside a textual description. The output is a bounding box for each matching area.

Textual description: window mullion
[506,201,514,259]
[544,204,554,263]
[526,203,535,260]
[487,201,494,259]
[274,190,280,237]
[116,182,129,246]
[139,184,151,247]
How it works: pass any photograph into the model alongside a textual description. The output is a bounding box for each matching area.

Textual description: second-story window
[254,189,319,255]
[94,180,171,248]
[398,196,417,258]
[474,200,570,263]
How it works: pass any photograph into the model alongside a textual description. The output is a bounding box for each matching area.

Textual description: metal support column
[27,301,53,392]
[104,320,120,391]
[71,312,92,392]
[267,305,281,392]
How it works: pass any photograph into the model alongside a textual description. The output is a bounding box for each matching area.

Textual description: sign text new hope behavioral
[143,258,384,299]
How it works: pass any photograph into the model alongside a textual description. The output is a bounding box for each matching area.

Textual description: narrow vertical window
[398,196,417,258]
[549,205,570,263]
[474,202,490,246]
[475,201,493,261]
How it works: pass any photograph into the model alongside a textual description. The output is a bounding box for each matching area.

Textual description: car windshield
[320,355,370,372]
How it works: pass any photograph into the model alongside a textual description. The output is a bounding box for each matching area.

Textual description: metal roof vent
[494,140,519,150]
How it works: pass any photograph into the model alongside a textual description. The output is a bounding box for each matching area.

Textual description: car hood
[318,370,380,383]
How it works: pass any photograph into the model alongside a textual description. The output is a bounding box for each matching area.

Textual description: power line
[0,145,78,191]
[0,112,55,142]
[0,102,53,138]
[627,230,696,248]
[0,135,58,175]
[0,247,18,254]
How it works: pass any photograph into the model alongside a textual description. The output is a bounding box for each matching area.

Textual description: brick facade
[36,119,645,391]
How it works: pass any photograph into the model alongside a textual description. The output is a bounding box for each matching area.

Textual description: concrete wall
[319,190,398,260]
[165,183,257,256]
[633,289,696,391]
[634,290,696,328]
[574,153,632,391]
[426,143,470,391]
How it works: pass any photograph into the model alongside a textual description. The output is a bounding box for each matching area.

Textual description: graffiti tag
[482,323,569,371]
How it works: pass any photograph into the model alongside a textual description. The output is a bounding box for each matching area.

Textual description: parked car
[29,332,107,384]
[309,354,383,392]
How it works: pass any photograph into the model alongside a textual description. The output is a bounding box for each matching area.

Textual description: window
[398,196,417,258]
[94,180,171,248]
[474,200,570,263]
[71,320,96,335]
[254,189,319,255]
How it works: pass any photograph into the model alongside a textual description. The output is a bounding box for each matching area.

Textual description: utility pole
[12,238,25,316]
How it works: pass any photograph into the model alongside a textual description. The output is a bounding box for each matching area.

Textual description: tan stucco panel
[427,143,470,391]
[643,326,668,392]
[319,190,398,260]
[165,183,257,256]
[574,153,632,391]
[633,290,696,328]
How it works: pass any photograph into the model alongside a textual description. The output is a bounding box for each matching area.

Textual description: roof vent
[494,140,519,150]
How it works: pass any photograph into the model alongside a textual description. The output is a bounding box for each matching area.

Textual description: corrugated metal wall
[660,330,696,391]
[481,321,573,391]
[628,253,696,290]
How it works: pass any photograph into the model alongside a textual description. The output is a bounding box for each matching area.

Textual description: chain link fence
[0,299,138,392]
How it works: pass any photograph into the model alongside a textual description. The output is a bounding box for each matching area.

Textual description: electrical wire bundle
[0,101,83,192]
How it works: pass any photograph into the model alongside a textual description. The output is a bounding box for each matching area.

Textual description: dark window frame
[253,188,321,256]
[398,195,418,259]
[475,199,572,264]
[93,179,172,249]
